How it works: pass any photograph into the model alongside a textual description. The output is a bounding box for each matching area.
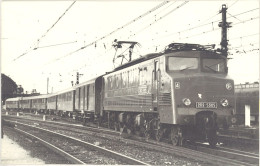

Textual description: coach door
[152,59,160,111]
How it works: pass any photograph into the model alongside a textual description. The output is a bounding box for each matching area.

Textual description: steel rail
[219,134,259,145]
[3,117,248,166]
[3,115,121,136]
[187,142,259,165]
[6,120,150,165]
[218,146,259,156]
[12,127,86,164]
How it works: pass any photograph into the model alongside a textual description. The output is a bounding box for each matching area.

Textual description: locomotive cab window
[202,58,226,73]
[168,57,198,71]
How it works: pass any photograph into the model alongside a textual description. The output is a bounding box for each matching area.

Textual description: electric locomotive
[101,43,235,146]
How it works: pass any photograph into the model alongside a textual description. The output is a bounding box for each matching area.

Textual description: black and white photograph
[1,0,259,165]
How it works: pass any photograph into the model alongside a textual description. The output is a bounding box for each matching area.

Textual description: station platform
[1,135,45,165]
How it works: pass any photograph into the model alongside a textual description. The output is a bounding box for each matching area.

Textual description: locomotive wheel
[170,127,182,146]
[127,128,132,134]
[119,123,125,134]
[144,130,150,141]
[114,122,119,131]
[155,129,163,142]
[208,137,217,147]
[138,126,146,137]
[170,128,179,146]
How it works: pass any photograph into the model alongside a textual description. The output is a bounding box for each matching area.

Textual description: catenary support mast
[218,4,232,57]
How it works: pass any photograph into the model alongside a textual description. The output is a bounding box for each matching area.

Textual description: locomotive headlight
[182,98,191,106]
[220,98,229,107]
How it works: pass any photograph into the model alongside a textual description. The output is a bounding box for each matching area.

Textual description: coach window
[134,68,139,86]
[119,73,122,89]
[139,68,144,85]
[122,71,128,87]
[113,75,116,90]
[107,77,110,90]
[128,70,132,86]
[116,75,119,88]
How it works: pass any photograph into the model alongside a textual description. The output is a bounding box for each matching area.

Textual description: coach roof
[6,97,20,101]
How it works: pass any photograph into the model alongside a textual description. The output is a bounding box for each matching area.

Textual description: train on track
[5,43,235,146]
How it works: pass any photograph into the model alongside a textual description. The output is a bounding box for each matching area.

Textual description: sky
[1,0,259,94]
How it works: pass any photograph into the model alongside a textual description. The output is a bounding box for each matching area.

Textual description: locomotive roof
[113,52,161,71]
[113,43,221,72]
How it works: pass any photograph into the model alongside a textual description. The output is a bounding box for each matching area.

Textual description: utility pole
[218,4,232,57]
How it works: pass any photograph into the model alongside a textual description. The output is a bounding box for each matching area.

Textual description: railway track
[218,134,259,145]
[5,120,149,165]
[186,142,259,165]
[3,115,258,165]
[6,127,85,164]
[4,117,204,165]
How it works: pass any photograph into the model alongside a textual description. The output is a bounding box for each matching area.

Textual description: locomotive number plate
[196,102,217,108]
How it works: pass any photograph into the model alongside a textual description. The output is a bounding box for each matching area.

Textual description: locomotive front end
[165,49,235,146]
[174,76,234,129]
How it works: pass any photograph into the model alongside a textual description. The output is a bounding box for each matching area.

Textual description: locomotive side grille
[105,95,152,107]
[159,93,171,105]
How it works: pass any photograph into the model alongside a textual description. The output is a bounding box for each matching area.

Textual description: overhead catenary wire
[36,1,76,46]
[69,1,170,53]
[67,1,182,71]
[230,42,259,49]
[153,8,259,41]
[227,12,241,21]
[44,1,170,64]
[229,33,259,41]
[128,1,189,39]
[13,1,76,61]
[35,41,77,49]
[170,16,259,41]
[228,0,240,9]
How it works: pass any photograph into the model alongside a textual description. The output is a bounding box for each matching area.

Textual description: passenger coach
[5,97,20,111]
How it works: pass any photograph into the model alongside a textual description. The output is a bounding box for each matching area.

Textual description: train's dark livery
[5,43,235,146]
